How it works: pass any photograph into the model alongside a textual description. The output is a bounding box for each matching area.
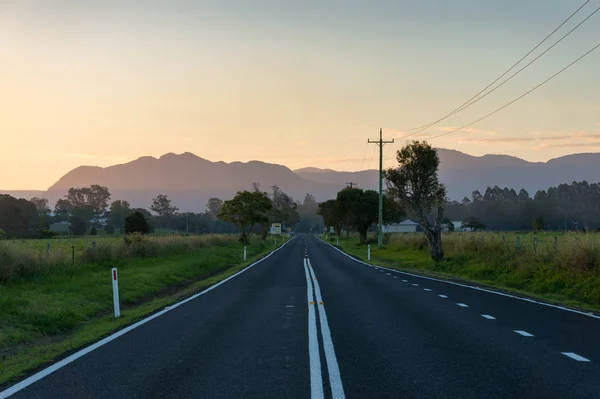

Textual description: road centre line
[561,352,591,362]
[514,330,534,337]
[457,303,469,308]
[307,259,346,399]
[1,238,297,399]
[423,288,432,291]
[303,258,324,399]
[481,314,496,320]
[439,295,448,298]
[316,236,600,320]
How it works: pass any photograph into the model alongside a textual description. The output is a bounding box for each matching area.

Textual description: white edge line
[0,238,297,399]
[561,352,591,362]
[316,236,600,320]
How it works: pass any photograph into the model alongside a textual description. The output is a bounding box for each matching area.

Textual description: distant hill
[2,150,600,211]
[296,149,600,201]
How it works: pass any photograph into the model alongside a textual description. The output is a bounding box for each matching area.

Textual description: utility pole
[368,128,394,249]
[345,182,358,188]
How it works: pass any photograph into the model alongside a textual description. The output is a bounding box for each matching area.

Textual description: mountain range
[2,149,600,212]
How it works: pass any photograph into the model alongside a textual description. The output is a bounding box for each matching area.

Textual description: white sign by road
[271,223,282,235]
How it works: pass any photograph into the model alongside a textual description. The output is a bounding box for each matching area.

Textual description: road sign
[329,226,334,233]
[287,227,291,232]
[270,223,282,235]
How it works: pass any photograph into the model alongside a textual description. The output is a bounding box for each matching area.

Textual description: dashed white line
[412,283,419,287]
[456,303,469,308]
[393,276,398,279]
[402,280,408,283]
[386,273,391,276]
[561,352,591,362]
[438,294,448,298]
[481,314,496,320]
[514,330,534,337]
[423,288,432,292]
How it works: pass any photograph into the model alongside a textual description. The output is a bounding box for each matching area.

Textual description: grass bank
[0,234,286,387]
[326,232,600,313]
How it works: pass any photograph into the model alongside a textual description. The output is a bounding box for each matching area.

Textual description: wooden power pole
[368,128,394,249]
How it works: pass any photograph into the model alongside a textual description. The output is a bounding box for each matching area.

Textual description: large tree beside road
[385,141,447,261]
[218,190,272,244]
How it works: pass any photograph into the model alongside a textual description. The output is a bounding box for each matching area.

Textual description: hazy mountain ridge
[2,149,600,211]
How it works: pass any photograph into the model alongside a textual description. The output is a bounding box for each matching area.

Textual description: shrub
[0,229,6,240]
[90,227,98,236]
[125,211,150,235]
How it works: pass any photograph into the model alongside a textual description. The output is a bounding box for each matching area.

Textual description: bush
[90,227,98,236]
[38,229,59,239]
[125,212,150,235]
[0,229,6,240]
[105,224,115,235]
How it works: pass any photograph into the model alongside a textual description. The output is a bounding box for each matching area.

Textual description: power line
[425,41,600,141]
[387,0,592,137]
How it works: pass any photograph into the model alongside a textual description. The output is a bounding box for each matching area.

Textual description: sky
[1,0,599,190]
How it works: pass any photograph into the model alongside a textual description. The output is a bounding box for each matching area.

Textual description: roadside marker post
[244,246,247,261]
[112,268,120,318]
[336,237,339,246]
[368,245,371,261]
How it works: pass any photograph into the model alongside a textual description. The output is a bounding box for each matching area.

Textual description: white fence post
[244,246,247,261]
[112,268,120,318]
[368,245,371,261]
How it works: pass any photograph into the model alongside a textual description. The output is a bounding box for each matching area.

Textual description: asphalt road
[3,235,600,398]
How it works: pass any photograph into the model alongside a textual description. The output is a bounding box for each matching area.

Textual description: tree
[150,194,178,217]
[384,141,447,261]
[86,185,111,218]
[297,193,322,233]
[532,216,544,232]
[0,195,39,237]
[54,199,73,221]
[317,199,343,236]
[268,186,300,234]
[125,211,151,234]
[218,191,272,244]
[383,193,405,224]
[206,198,224,219]
[30,197,51,228]
[109,200,131,231]
[336,188,379,244]
[442,217,455,232]
[462,217,486,231]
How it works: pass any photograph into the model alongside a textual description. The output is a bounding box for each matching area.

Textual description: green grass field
[327,231,600,312]
[0,234,286,386]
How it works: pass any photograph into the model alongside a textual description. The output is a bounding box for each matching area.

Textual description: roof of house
[386,219,419,226]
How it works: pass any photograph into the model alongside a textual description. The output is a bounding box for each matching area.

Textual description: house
[49,221,71,235]
[382,219,419,233]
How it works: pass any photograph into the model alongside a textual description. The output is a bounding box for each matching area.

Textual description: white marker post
[244,246,247,261]
[111,268,120,318]
[368,245,371,260]
[336,237,339,246]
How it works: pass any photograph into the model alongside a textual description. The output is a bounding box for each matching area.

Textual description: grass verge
[0,237,286,388]
[324,234,600,314]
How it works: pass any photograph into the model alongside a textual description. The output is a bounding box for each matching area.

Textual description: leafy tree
[150,194,178,217]
[267,186,300,235]
[532,216,544,232]
[336,188,379,244]
[383,193,405,224]
[105,224,115,235]
[218,191,272,244]
[206,198,224,219]
[69,214,88,236]
[317,199,343,236]
[125,211,151,234]
[109,200,131,231]
[30,197,51,228]
[461,197,471,206]
[462,217,486,231]
[0,195,39,237]
[54,199,73,221]
[384,141,447,261]
[471,190,483,202]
